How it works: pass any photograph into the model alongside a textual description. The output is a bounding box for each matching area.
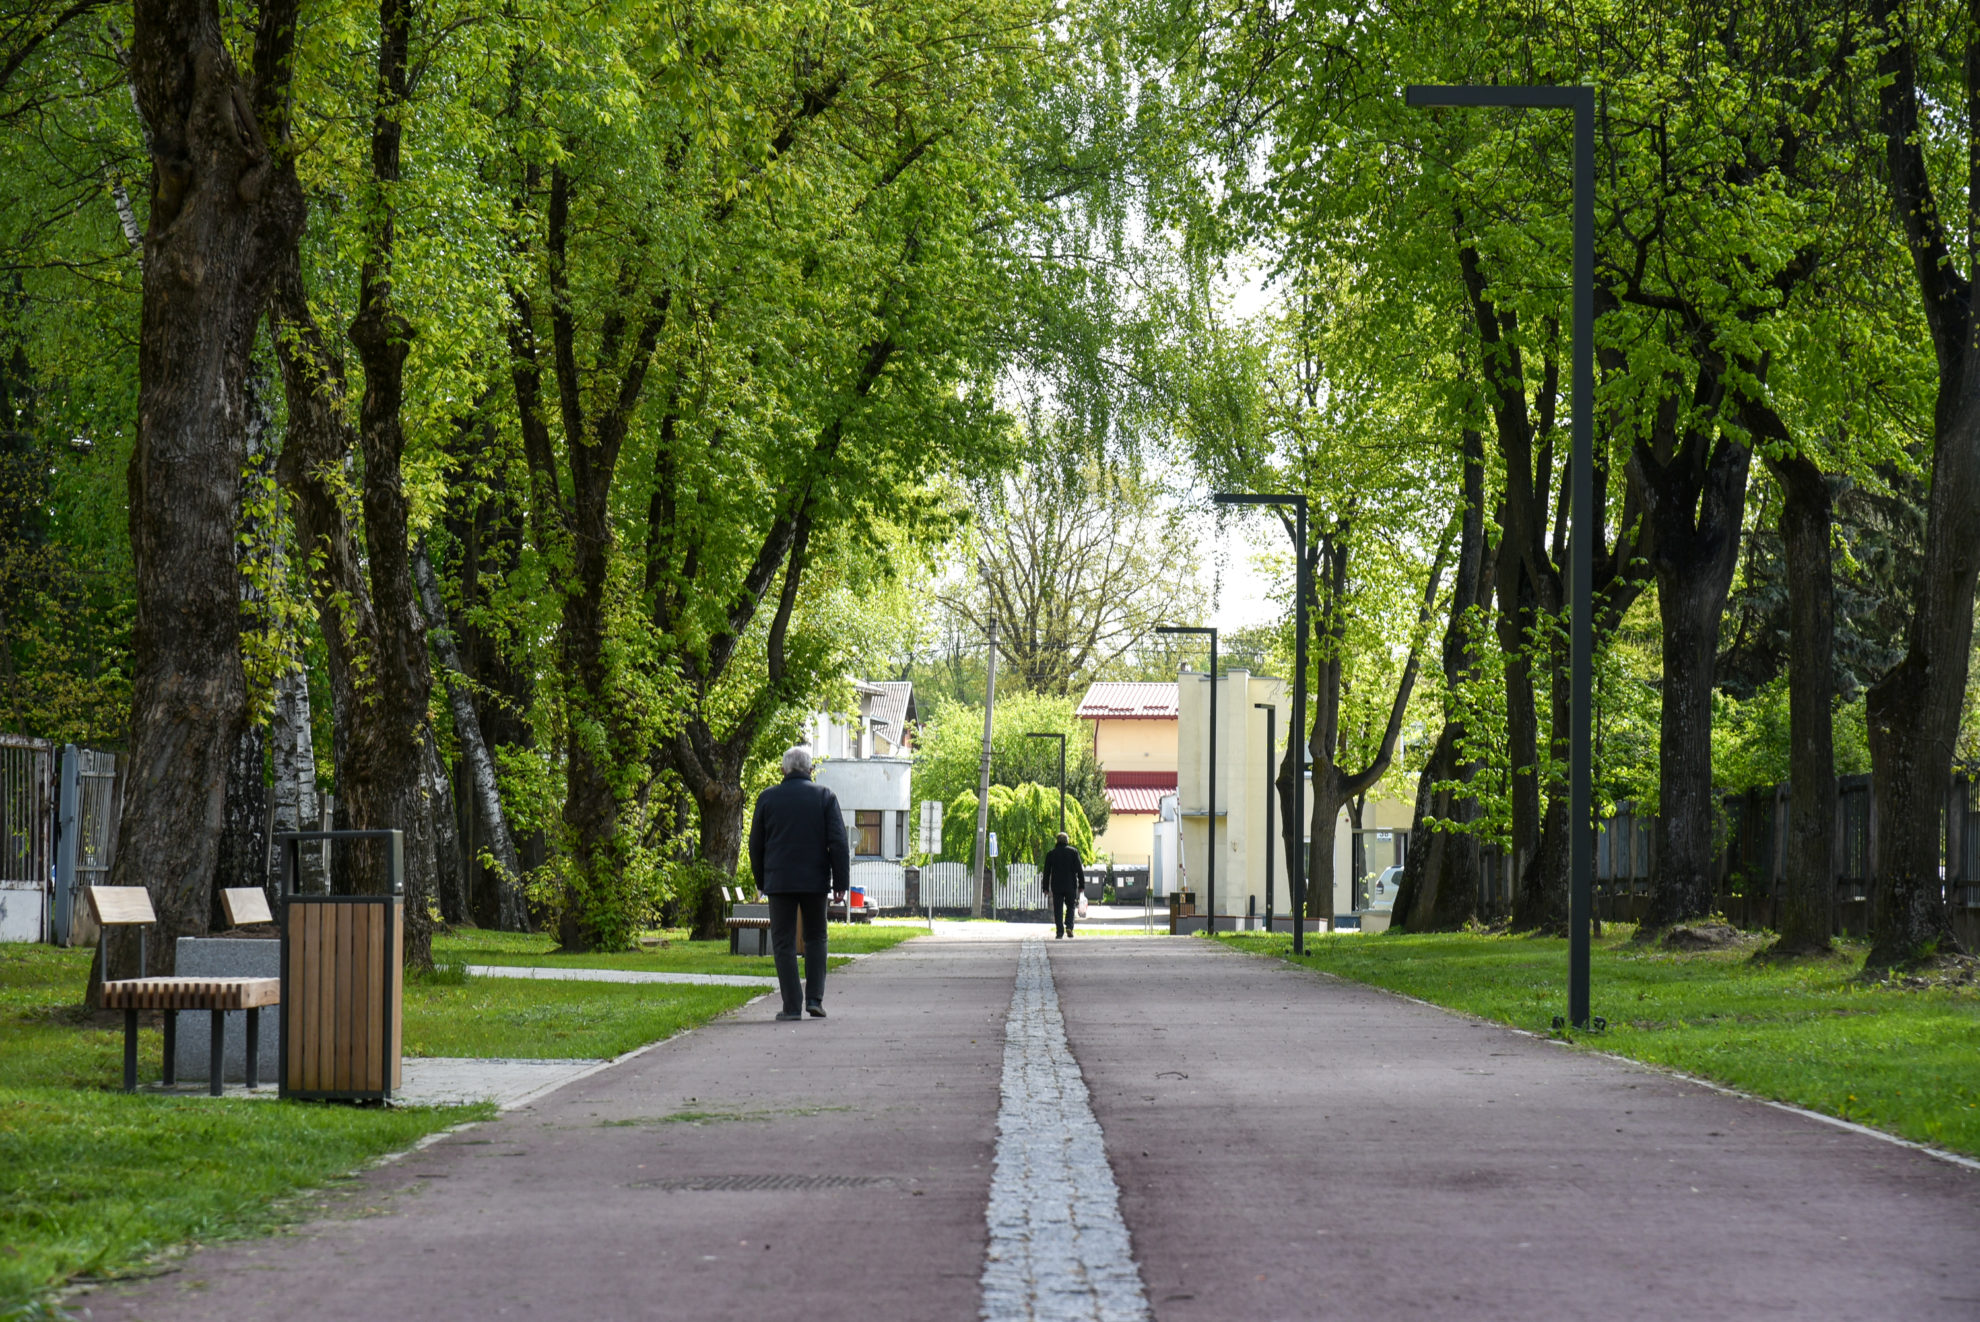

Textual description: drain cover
[628,1174,892,1192]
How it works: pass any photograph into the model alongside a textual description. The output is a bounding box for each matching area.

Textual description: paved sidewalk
[73,934,1980,1321]
[77,938,1016,1322]
[1051,938,1980,1321]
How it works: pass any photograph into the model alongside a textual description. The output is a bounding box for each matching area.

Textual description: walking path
[77,935,1979,1321]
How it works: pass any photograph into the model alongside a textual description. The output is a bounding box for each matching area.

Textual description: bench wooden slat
[100,976,281,1011]
[87,885,155,927]
[220,887,274,927]
[724,917,771,929]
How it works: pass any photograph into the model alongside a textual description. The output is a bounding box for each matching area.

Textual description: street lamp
[1213,492,1308,955]
[1156,625,1217,932]
[1255,702,1276,931]
[1024,732,1067,833]
[1405,83,1596,1028]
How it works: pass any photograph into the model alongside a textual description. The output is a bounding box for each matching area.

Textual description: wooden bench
[90,886,281,1095]
[723,886,772,955]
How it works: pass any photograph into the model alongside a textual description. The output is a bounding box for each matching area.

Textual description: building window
[855,810,883,857]
[894,811,906,858]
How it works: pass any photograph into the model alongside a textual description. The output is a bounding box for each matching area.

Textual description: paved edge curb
[1208,937,1980,1176]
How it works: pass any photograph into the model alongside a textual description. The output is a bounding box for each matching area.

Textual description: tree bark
[1633,428,1752,932]
[1862,0,1980,971]
[1759,444,1837,956]
[269,662,324,893]
[1397,430,1494,932]
[105,0,303,977]
[415,542,529,930]
[440,416,535,930]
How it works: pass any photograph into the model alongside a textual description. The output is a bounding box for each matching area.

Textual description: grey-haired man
[748,746,850,1020]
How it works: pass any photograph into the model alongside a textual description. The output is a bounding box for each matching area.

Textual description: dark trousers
[768,892,829,1013]
[1051,891,1077,936]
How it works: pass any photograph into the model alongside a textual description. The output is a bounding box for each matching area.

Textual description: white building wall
[814,755,913,861]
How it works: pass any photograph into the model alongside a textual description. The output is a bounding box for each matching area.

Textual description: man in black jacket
[1041,831,1084,939]
[748,746,850,1020]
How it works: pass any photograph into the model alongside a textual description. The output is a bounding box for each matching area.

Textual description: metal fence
[1590,768,1980,944]
[0,735,53,942]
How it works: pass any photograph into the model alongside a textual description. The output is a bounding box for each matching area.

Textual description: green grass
[0,946,486,1314]
[404,978,761,1058]
[1214,927,1980,1157]
[432,920,926,976]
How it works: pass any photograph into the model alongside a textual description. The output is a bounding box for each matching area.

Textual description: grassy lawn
[0,924,842,1314]
[0,945,483,1313]
[432,920,926,975]
[1215,927,1980,1158]
[404,977,761,1058]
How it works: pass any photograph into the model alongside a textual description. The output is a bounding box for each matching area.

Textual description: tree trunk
[415,725,461,923]
[211,725,268,928]
[1397,431,1493,932]
[691,775,747,941]
[1765,451,1837,956]
[415,542,529,930]
[1500,557,1546,930]
[105,0,303,979]
[1636,434,1751,933]
[440,417,535,931]
[1861,0,1980,971]
[269,662,324,893]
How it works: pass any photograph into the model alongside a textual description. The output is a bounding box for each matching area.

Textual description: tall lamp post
[1405,83,1596,1028]
[1213,492,1308,955]
[1255,702,1276,931]
[1156,625,1217,930]
[1024,732,1067,833]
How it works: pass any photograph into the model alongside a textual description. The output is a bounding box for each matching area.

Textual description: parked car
[1366,864,1404,911]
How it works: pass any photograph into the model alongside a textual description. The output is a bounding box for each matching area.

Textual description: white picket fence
[920,861,973,910]
[997,862,1043,911]
[850,861,906,909]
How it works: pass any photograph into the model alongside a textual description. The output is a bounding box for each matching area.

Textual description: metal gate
[53,745,122,946]
[0,734,53,942]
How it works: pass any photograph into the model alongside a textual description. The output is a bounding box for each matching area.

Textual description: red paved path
[75,933,1980,1321]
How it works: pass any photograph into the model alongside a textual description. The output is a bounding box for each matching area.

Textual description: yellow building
[1176,668,1415,928]
[1075,682,1178,867]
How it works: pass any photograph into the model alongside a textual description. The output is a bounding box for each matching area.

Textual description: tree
[915,690,1110,838]
[940,441,1197,696]
[1859,0,1980,970]
[103,0,305,976]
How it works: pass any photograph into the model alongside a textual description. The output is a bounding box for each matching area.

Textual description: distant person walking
[1042,832,1084,939]
[748,746,850,1021]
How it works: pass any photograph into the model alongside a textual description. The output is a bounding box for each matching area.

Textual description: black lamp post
[1214,492,1308,954]
[1405,83,1596,1028]
[1156,625,1217,930]
[1255,701,1276,931]
[1025,732,1067,833]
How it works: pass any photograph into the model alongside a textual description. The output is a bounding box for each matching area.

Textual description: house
[1074,681,1179,868]
[807,681,915,861]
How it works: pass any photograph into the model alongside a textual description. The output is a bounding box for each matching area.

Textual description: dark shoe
[1054,930,1064,939]
[775,1010,803,1021]
[805,1002,827,1018]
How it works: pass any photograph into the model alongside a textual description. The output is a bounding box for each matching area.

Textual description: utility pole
[972,619,997,919]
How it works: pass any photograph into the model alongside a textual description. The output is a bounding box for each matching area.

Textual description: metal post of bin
[275,830,404,1102]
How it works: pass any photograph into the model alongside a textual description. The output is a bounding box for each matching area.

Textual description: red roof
[1106,786,1170,814]
[1103,771,1175,815]
[1076,682,1179,720]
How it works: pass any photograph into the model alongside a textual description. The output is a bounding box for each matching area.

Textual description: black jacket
[1041,842,1085,898]
[749,773,852,895]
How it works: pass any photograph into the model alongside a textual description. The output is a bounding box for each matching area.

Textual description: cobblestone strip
[981,940,1150,1322]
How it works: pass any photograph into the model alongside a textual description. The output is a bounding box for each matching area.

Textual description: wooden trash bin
[275,830,404,1102]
